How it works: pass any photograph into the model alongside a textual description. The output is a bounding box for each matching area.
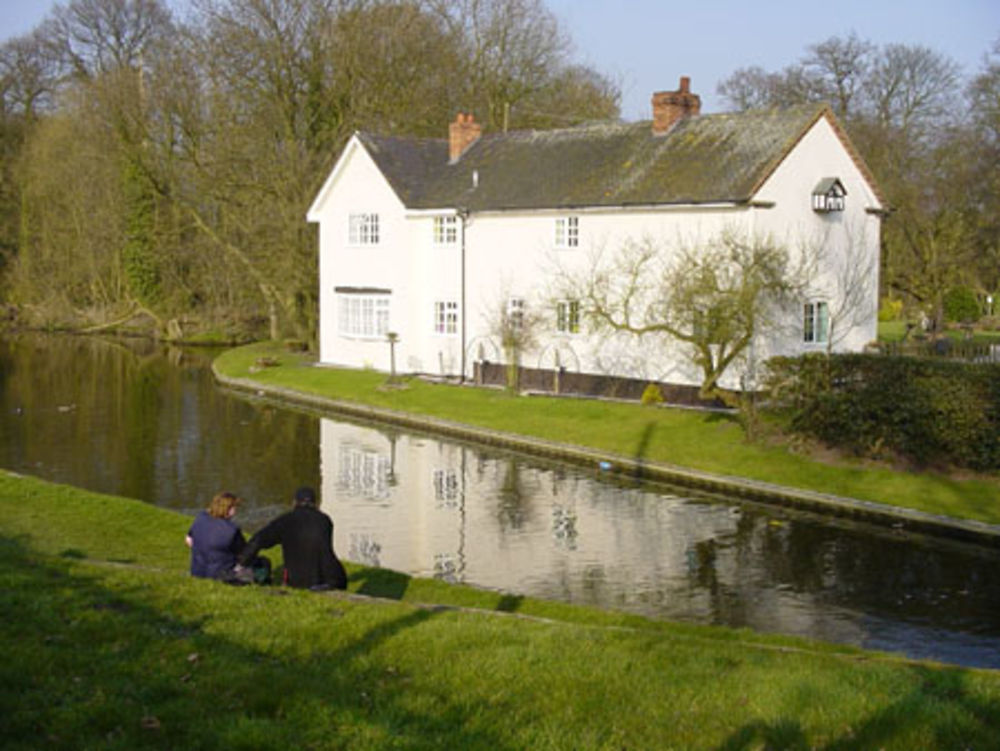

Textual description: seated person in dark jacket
[238,486,347,590]
[186,491,249,580]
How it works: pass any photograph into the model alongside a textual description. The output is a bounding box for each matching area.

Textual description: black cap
[294,486,317,505]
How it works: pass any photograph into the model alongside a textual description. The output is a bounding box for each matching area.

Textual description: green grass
[879,320,1000,343]
[3,470,1000,750]
[215,343,1000,526]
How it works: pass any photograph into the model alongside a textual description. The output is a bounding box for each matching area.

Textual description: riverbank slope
[3,470,1000,749]
[213,343,1000,540]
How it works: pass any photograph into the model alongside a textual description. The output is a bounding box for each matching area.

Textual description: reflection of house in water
[319,417,866,646]
[321,418,468,579]
[337,443,392,502]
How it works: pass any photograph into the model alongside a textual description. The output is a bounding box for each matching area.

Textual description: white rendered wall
[463,206,752,389]
[752,115,882,361]
[314,141,414,371]
[313,118,881,391]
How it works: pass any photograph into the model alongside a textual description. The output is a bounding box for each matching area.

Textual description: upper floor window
[556,300,581,334]
[348,212,380,245]
[434,300,458,335]
[812,178,846,213]
[803,301,829,344]
[434,216,458,245]
[337,291,390,338]
[507,297,525,332]
[554,216,579,248]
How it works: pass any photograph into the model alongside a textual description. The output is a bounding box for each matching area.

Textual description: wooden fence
[876,340,1000,363]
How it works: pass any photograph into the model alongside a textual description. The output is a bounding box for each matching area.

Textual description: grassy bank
[3,470,1000,749]
[214,343,1000,527]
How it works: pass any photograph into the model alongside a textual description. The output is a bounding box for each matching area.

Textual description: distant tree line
[1,6,996,343]
[0,0,619,340]
[717,32,1000,331]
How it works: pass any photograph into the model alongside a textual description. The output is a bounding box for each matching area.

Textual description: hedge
[766,353,1000,471]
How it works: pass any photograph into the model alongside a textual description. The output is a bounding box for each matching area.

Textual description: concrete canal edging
[213,368,1000,550]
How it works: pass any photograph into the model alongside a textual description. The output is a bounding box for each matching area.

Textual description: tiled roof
[356,104,835,212]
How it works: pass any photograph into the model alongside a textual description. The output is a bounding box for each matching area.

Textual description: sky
[2,0,997,120]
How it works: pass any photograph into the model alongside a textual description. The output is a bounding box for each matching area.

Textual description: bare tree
[0,30,60,120]
[966,36,1000,300]
[481,284,545,392]
[428,0,571,130]
[560,230,809,408]
[44,0,173,79]
[803,32,874,119]
[864,43,962,146]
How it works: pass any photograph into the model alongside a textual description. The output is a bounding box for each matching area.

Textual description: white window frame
[556,299,581,334]
[337,293,390,339]
[433,216,458,246]
[348,213,380,245]
[803,301,829,344]
[554,216,579,249]
[434,300,459,335]
[507,297,525,332]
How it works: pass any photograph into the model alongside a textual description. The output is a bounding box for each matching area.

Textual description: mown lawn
[214,343,1000,526]
[879,319,1000,343]
[3,471,1000,750]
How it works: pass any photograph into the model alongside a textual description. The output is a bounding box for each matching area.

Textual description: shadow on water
[1,533,519,751]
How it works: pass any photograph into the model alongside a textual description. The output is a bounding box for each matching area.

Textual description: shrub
[943,286,981,324]
[765,354,1000,471]
[878,297,903,322]
[640,383,664,406]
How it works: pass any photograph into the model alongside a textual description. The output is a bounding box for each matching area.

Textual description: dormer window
[812,178,846,213]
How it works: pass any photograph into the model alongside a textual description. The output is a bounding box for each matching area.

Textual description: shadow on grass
[632,422,656,480]
[717,666,1000,751]
[350,565,411,600]
[0,534,523,751]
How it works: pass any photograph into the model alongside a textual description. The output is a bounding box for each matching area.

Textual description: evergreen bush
[765,354,1000,471]
[943,286,981,323]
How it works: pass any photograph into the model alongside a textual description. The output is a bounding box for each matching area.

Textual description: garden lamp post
[386,332,399,383]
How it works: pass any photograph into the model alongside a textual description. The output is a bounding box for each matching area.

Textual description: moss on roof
[358,104,830,212]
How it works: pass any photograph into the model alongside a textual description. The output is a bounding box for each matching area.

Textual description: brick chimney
[449,112,481,162]
[651,76,701,135]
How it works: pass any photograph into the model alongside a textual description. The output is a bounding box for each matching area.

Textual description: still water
[2,333,999,669]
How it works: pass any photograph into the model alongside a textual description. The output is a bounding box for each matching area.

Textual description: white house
[307,77,884,396]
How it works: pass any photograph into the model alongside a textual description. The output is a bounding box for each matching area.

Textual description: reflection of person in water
[238,486,347,590]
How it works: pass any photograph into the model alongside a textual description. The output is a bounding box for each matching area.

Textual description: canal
[1,332,998,668]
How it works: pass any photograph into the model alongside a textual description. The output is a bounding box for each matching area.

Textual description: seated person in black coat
[238,486,347,590]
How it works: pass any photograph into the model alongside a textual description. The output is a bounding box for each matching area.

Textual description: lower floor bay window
[337,291,390,338]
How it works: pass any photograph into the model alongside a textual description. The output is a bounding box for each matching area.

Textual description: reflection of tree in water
[496,458,529,532]
[685,538,719,591]
[580,564,608,601]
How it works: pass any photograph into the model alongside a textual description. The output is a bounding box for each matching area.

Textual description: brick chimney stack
[651,76,701,135]
[449,112,482,163]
